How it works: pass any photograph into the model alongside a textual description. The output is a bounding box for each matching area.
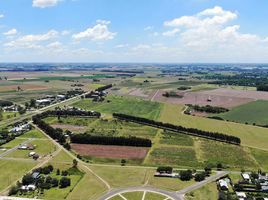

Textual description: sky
[0,0,268,63]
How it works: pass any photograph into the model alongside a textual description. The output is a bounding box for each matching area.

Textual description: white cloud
[115,44,129,48]
[61,30,71,36]
[144,26,153,31]
[3,29,18,36]
[162,28,180,37]
[0,14,4,18]
[32,0,62,8]
[132,44,151,51]
[72,20,116,41]
[4,30,58,49]
[164,6,237,28]
[46,41,62,48]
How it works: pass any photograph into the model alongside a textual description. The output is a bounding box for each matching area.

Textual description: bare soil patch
[71,144,149,159]
[52,124,87,133]
[153,89,254,108]
[0,84,48,92]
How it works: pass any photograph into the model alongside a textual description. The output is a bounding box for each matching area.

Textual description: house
[242,173,250,182]
[57,95,65,100]
[32,154,39,160]
[218,179,229,190]
[236,192,247,200]
[154,172,179,178]
[32,172,40,180]
[18,145,28,150]
[29,152,36,157]
[36,99,51,105]
[262,186,268,192]
[20,184,36,191]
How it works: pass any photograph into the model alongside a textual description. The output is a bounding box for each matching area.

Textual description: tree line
[113,113,241,145]
[185,104,229,114]
[70,134,152,147]
[95,84,113,92]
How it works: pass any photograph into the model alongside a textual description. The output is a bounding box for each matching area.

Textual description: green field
[215,100,268,126]
[185,182,218,200]
[160,103,268,151]
[73,95,163,120]
[0,160,36,192]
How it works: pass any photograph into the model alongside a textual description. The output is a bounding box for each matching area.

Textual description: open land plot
[121,192,144,200]
[145,146,201,168]
[144,192,168,200]
[0,160,36,192]
[5,139,56,159]
[0,84,48,92]
[215,100,268,126]
[71,144,149,159]
[199,140,258,169]
[52,124,88,133]
[88,165,151,188]
[185,181,218,200]
[18,129,48,139]
[159,103,268,151]
[73,95,163,120]
[44,116,158,139]
[1,112,20,120]
[153,89,253,108]
[1,138,27,149]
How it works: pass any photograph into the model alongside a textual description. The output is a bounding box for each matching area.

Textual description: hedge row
[70,134,152,147]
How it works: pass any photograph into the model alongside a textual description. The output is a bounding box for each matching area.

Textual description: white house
[236,192,246,200]
[242,173,250,181]
[218,179,228,190]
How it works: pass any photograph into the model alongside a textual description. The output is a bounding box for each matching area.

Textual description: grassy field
[0,160,36,192]
[18,129,48,139]
[159,103,268,151]
[121,192,144,200]
[73,95,163,120]
[185,182,218,200]
[5,139,56,158]
[215,100,268,126]
[45,116,158,140]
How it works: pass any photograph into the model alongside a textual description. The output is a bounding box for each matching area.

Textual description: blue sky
[0,0,268,62]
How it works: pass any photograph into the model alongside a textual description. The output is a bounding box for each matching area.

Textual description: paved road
[176,171,228,199]
[98,186,179,200]
[98,171,229,200]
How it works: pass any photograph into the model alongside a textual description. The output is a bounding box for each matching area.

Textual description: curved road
[98,186,179,200]
[99,171,228,200]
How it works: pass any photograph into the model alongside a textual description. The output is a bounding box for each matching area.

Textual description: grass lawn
[250,148,268,170]
[121,191,144,200]
[185,182,218,200]
[148,175,195,191]
[159,103,268,151]
[73,95,163,120]
[50,150,74,163]
[1,138,26,149]
[67,171,107,200]
[159,131,194,146]
[215,100,268,126]
[146,146,201,168]
[18,129,47,139]
[2,112,20,120]
[144,192,167,200]
[88,165,151,188]
[108,195,124,200]
[0,160,36,192]
[6,139,56,158]
[199,140,258,169]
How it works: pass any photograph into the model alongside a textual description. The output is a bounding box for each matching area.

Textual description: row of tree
[95,84,113,92]
[33,109,101,120]
[113,113,241,145]
[0,100,13,107]
[71,134,152,147]
[257,84,268,92]
[186,104,229,114]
